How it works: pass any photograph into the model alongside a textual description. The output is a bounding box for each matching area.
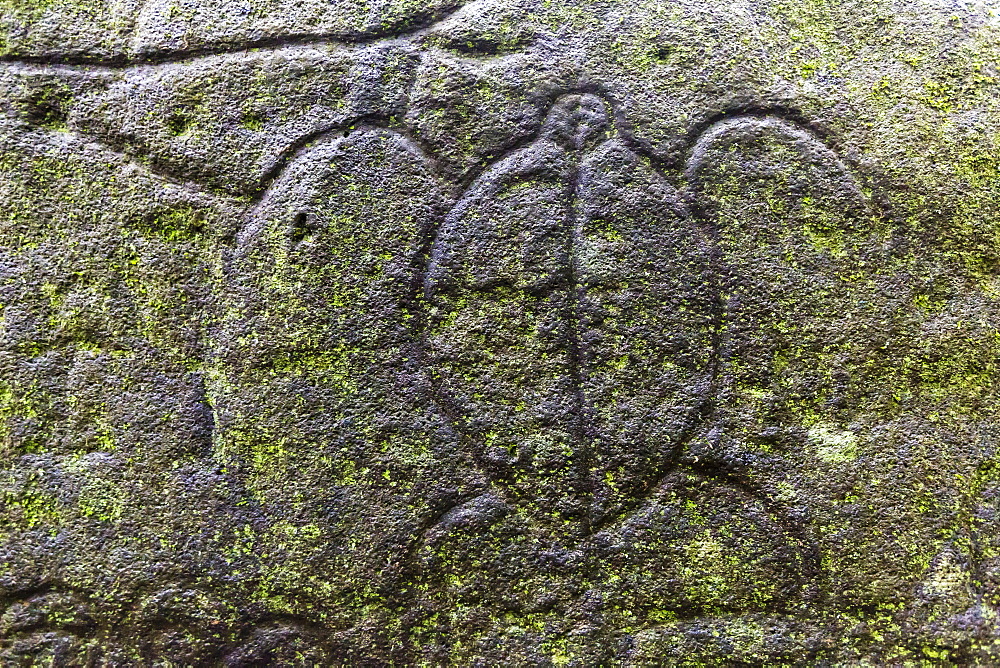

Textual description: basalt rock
[1,0,999,664]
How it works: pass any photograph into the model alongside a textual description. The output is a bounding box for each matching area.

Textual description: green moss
[807,423,860,463]
[76,477,125,522]
[0,0,59,15]
[0,478,64,532]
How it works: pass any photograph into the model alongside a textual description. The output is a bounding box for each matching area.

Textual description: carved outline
[0,0,535,199]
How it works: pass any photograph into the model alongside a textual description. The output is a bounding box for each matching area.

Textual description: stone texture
[1,0,999,664]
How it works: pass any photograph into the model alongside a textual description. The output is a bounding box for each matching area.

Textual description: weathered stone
[1,0,999,664]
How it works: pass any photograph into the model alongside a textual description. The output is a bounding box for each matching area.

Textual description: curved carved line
[670,110,874,593]
[235,123,454,250]
[684,114,870,206]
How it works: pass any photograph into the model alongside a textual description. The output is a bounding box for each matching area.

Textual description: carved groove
[0,2,469,67]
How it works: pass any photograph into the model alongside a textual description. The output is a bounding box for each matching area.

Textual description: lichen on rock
[1,0,999,664]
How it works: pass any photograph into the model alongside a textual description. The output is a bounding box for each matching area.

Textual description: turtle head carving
[541,93,611,152]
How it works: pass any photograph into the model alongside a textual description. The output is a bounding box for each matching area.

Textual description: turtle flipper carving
[424,93,715,532]
[684,115,878,475]
[215,128,464,623]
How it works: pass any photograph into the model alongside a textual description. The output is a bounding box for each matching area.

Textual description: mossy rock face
[1,0,999,664]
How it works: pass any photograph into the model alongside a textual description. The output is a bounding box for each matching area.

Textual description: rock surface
[1,0,999,664]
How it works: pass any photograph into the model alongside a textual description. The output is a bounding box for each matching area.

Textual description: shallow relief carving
[218,88,880,640]
[0,5,938,655]
[423,93,714,531]
[409,94,840,636]
[420,91,879,533]
[0,0,547,197]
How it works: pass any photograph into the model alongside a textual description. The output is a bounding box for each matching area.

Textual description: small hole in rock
[167,111,193,136]
[20,86,71,130]
[654,44,677,61]
[290,212,316,244]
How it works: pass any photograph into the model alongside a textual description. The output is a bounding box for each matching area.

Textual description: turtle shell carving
[424,93,716,531]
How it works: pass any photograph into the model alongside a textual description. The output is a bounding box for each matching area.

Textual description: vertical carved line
[565,156,595,532]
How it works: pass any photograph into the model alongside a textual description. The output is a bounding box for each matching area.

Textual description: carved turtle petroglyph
[424,93,715,532]
[4,37,874,618]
